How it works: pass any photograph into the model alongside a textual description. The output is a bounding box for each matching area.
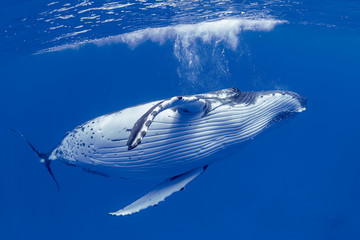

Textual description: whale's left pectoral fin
[127,96,209,150]
[109,166,208,216]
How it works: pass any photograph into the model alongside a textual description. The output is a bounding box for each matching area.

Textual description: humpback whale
[15,87,306,216]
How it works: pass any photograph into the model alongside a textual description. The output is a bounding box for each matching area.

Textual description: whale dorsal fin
[109,166,208,216]
[127,96,208,150]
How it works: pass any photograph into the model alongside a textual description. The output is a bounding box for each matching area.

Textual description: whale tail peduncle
[11,129,60,192]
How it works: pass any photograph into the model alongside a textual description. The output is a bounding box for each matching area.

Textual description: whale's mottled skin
[20,88,306,216]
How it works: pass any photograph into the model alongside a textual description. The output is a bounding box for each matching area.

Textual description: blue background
[1,4,360,240]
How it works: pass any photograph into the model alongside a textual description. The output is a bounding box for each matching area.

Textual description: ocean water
[1,0,360,239]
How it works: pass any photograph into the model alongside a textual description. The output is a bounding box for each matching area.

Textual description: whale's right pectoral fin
[127,96,209,150]
[109,166,208,216]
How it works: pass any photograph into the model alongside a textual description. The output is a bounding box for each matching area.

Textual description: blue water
[1,0,360,239]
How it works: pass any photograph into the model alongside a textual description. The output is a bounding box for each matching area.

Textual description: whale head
[227,90,307,136]
[257,90,307,122]
[199,89,307,147]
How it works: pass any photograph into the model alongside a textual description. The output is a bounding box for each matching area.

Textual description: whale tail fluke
[11,128,60,192]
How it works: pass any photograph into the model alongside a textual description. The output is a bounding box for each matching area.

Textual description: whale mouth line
[271,111,299,124]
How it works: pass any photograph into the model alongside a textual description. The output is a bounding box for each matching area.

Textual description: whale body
[17,87,306,216]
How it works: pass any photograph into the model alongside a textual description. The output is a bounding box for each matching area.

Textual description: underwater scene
[1,0,360,239]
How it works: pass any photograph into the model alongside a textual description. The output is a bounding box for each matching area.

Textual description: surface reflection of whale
[16,87,306,216]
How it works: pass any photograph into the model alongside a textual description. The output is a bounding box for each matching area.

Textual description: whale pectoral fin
[109,166,208,216]
[127,96,208,150]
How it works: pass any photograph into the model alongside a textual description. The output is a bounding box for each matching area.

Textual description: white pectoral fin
[127,96,208,150]
[109,166,208,216]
